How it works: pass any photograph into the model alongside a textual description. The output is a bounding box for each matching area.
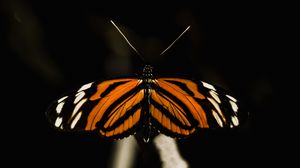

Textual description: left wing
[46,78,144,140]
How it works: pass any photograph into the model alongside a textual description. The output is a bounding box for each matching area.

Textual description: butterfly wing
[46,78,144,140]
[150,78,247,138]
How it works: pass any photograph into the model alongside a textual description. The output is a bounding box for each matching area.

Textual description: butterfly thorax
[140,65,154,100]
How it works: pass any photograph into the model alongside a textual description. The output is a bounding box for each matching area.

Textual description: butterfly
[46,21,248,142]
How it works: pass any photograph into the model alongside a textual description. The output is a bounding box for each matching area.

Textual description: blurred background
[1,1,273,167]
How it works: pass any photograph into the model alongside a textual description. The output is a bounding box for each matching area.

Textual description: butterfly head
[143,65,153,73]
[142,65,154,79]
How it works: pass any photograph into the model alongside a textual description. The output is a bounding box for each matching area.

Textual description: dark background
[2,1,274,167]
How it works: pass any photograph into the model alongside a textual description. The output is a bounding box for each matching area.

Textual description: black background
[2,1,274,168]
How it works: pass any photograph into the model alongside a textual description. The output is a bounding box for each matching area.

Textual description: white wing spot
[231,116,239,126]
[56,102,65,114]
[229,101,238,113]
[71,111,82,129]
[57,96,68,103]
[208,98,222,115]
[208,97,226,123]
[226,94,237,102]
[74,91,85,104]
[77,82,93,92]
[71,98,87,118]
[212,110,223,127]
[202,81,216,91]
[55,117,63,127]
[209,90,221,103]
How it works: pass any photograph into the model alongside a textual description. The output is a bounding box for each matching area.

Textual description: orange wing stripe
[150,104,195,136]
[151,90,191,127]
[158,78,205,99]
[99,108,142,137]
[90,79,135,100]
[154,80,209,128]
[103,90,144,128]
[85,79,141,130]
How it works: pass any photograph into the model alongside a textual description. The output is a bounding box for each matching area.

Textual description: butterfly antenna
[110,20,145,62]
[160,25,191,55]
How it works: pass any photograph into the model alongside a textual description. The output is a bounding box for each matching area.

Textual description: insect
[46,21,248,143]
